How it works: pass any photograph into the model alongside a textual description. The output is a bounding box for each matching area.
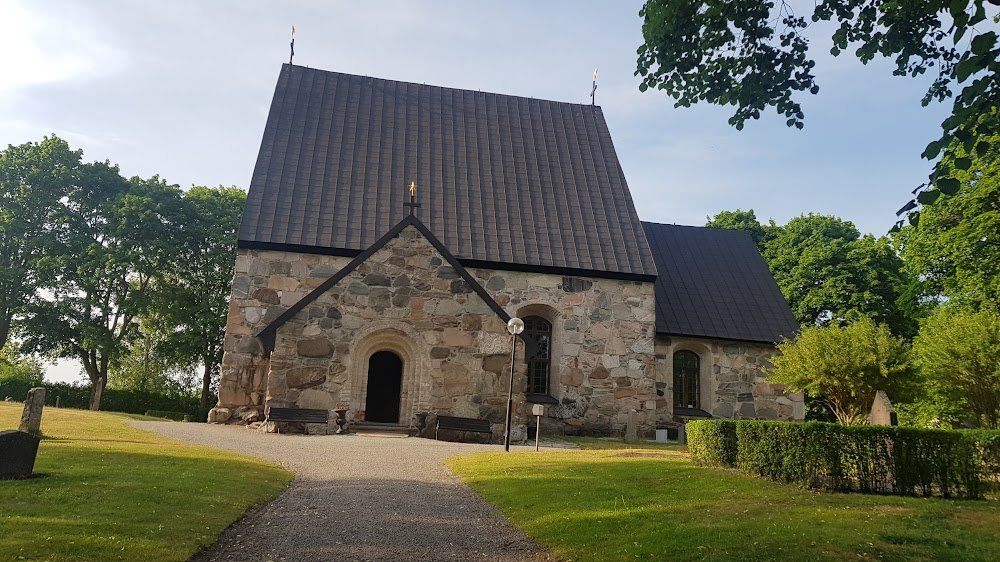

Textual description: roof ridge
[283,63,603,110]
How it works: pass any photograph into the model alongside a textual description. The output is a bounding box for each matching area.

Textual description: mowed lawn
[448,443,1000,562]
[0,402,291,562]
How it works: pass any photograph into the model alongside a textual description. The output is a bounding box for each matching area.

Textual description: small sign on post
[532,404,545,451]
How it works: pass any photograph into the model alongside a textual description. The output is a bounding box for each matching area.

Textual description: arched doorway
[365,351,403,423]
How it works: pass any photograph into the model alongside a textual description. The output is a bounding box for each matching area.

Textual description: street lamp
[504,317,524,452]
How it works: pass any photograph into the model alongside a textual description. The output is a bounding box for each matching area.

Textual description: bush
[686,420,737,467]
[0,378,209,421]
[687,420,1000,499]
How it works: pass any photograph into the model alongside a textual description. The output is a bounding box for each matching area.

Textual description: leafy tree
[109,317,197,395]
[912,307,1000,429]
[24,167,188,411]
[0,136,81,351]
[705,208,773,252]
[711,212,917,335]
[766,317,914,424]
[635,0,1000,220]
[151,186,245,411]
[0,344,44,385]
[900,137,1000,310]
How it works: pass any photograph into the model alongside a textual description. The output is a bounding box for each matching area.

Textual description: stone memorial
[0,430,41,479]
[869,390,898,426]
[18,387,46,435]
[625,409,638,443]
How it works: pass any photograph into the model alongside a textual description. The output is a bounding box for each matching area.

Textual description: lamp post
[504,317,524,452]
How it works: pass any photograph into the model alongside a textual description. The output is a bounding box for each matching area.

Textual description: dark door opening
[364,351,403,423]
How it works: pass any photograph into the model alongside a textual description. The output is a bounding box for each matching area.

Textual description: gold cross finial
[409,181,416,196]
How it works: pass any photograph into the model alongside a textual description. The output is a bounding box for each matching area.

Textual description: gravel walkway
[132,422,554,562]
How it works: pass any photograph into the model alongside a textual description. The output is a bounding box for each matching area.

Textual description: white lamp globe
[507,317,525,335]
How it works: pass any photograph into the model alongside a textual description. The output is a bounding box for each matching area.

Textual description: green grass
[448,444,1000,562]
[0,402,292,562]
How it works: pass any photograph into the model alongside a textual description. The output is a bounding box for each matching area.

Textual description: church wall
[467,267,658,436]
[212,225,658,438]
[211,248,355,422]
[653,335,804,423]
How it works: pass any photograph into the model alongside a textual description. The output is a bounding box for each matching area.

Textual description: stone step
[350,422,413,437]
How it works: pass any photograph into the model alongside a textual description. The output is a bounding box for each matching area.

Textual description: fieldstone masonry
[19,387,45,435]
[213,225,801,438]
[869,390,898,426]
[654,336,803,422]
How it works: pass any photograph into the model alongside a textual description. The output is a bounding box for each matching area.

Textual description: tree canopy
[0,137,81,352]
[707,210,919,335]
[766,317,914,424]
[912,307,1000,428]
[900,136,1000,310]
[2,136,245,411]
[636,0,1000,223]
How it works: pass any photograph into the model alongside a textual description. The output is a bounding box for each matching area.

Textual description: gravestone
[0,430,41,479]
[624,409,638,443]
[869,390,898,426]
[18,387,46,435]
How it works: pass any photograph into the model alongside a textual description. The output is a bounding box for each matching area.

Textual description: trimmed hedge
[686,419,737,467]
[687,420,1000,499]
[0,378,210,421]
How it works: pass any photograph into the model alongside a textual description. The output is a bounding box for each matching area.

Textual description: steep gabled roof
[256,214,510,353]
[642,222,800,343]
[239,64,656,281]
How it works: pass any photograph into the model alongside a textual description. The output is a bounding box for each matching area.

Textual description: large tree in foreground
[766,317,914,424]
[913,307,1000,429]
[635,0,1000,222]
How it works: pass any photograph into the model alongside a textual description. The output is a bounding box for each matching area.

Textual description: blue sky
[1,0,953,381]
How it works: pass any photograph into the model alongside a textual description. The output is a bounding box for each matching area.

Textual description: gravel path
[132,422,554,562]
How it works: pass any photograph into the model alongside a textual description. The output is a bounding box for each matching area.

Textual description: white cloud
[0,1,127,97]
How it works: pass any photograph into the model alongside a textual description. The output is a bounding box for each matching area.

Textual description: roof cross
[404,181,421,215]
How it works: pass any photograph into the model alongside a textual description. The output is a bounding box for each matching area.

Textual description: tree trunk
[0,312,11,353]
[200,357,218,411]
[82,352,109,411]
[89,376,106,411]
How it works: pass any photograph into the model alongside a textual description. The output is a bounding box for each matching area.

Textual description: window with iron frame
[522,316,552,395]
[673,350,700,409]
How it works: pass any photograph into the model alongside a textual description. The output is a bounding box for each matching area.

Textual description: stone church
[209,64,804,438]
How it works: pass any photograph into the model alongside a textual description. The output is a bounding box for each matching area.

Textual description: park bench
[265,407,329,434]
[435,415,493,441]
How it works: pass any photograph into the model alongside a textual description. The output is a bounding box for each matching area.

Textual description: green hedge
[0,378,210,421]
[686,419,737,467]
[687,420,1000,499]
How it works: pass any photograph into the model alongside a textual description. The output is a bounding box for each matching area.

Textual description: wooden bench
[265,407,329,434]
[435,415,492,441]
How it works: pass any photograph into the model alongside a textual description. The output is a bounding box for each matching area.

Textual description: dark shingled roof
[642,222,800,343]
[239,64,656,280]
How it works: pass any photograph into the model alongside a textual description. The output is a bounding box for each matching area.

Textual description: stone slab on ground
[0,430,41,479]
[132,422,554,562]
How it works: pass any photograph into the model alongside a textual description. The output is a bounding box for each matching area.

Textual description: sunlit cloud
[0,1,127,97]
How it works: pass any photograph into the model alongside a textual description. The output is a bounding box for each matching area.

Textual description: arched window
[673,350,700,409]
[523,316,551,395]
